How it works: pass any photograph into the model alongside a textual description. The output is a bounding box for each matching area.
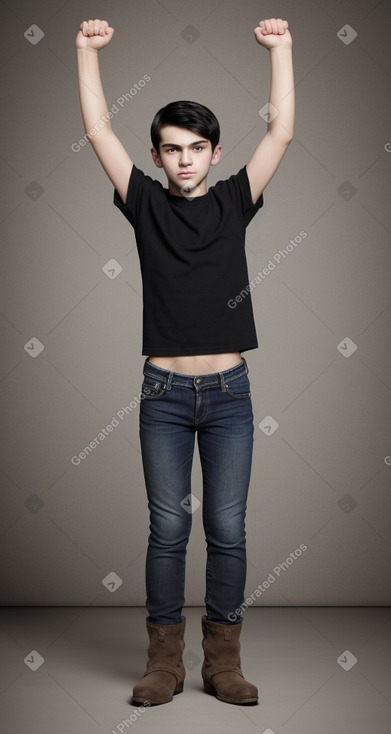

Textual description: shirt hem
[142,343,258,356]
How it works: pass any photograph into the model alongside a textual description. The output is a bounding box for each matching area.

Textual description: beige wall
[1,0,390,605]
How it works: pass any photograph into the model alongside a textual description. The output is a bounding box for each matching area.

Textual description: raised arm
[246,18,294,204]
[76,19,133,204]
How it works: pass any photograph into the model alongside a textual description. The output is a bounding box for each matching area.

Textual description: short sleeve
[113,165,157,228]
[215,166,263,227]
[240,166,264,226]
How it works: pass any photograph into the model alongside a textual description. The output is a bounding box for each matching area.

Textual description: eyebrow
[160,140,209,148]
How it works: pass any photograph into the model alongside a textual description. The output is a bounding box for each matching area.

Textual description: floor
[0,606,390,734]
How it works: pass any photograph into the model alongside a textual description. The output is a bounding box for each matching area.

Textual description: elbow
[279,126,294,146]
[275,133,294,151]
[268,126,294,147]
[286,124,294,142]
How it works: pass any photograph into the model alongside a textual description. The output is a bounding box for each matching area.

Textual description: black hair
[150,100,220,152]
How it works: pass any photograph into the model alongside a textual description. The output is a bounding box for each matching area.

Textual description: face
[151,125,222,197]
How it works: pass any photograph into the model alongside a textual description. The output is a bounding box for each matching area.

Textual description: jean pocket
[141,375,167,400]
[224,373,251,399]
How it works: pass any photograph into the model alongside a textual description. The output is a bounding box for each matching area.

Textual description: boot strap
[208,665,244,678]
[144,664,181,683]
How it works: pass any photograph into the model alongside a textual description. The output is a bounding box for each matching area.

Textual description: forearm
[77,48,111,141]
[267,46,294,142]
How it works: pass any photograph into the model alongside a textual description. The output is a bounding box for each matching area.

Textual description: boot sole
[132,684,184,707]
[203,680,258,705]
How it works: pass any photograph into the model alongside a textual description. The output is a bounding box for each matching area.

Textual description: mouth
[178,172,195,178]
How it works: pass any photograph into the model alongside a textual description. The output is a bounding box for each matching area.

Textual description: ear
[150,147,163,168]
[210,144,222,166]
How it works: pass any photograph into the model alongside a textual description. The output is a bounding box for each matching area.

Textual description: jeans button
[195,377,202,385]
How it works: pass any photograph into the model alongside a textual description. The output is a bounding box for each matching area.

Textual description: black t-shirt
[113,164,263,356]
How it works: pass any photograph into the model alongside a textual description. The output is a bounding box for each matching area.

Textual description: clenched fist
[254,18,292,49]
[76,19,114,50]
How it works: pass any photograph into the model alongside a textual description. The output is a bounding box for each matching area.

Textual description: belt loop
[166,370,173,391]
[242,357,248,375]
[219,372,227,392]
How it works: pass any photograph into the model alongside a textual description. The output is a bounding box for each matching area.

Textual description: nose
[179,148,192,166]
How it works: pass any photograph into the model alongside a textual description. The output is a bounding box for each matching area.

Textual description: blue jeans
[139,357,254,626]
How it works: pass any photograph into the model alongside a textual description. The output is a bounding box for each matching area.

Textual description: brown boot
[132,618,186,706]
[201,616,258,705]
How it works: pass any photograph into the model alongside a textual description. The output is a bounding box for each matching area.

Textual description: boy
[76,17,294,707]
